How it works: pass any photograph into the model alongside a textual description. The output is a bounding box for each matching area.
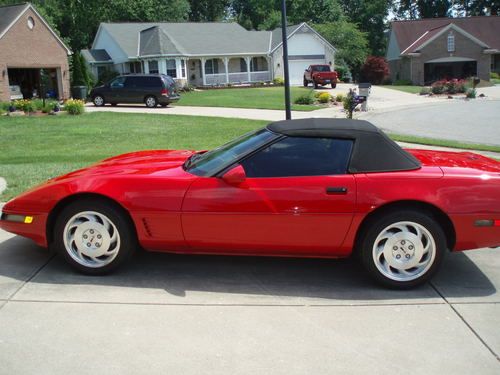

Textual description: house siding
[0,7,70,101]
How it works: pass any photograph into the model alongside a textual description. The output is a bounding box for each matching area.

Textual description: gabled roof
[270,22,336,53]
[96,22,271,57]
[81,49,112,63]
[391,16,500,55]
[0,2,71,54]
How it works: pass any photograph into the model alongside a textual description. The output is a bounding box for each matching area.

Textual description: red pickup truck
[303,64,338,89]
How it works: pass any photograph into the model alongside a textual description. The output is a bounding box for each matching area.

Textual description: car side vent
[142,218,153,237]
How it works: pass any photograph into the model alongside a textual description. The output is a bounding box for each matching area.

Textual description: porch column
[224,57,229,83]
[159,59,167,75]
[245,56,251,82]
[201,57,206,86]
[144,60,149,74]
[175,58,181,79]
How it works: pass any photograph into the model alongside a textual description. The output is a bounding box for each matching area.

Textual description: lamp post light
[280,0,291,120]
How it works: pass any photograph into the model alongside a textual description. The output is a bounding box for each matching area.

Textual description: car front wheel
[359,210,445,289]
[145,95,158,108]
[331,83,337,89]
[303,78,308,87]
[53,200,136,275]
[93,95,105,107]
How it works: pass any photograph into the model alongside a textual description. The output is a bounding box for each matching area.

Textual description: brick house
[0,3,71,102]
[386,16,500,85]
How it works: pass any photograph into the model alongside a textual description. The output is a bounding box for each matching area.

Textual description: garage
[0,3,71,102]
[289,59,327,85]
[424,57,477,84]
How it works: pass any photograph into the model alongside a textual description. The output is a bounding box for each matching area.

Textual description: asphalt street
[0,228,499,374]
[362,100,500,146]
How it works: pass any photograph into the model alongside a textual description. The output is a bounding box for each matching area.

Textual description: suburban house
[82,22,335,86]
[0,2,71,102]
[386,16,500,85]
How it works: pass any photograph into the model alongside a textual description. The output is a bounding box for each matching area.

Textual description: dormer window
[447,34,455,52]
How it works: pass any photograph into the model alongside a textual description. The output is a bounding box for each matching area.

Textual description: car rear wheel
[145,95,158,108]
[303,78,308,87]
[331,83,337,89]
[359,210,445,289]
[53,200,136,275]
[93,95,105,107]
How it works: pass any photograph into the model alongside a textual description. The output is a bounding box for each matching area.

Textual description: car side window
[241,137,353,178]
[124,77,143,88]
[110,76,125,88]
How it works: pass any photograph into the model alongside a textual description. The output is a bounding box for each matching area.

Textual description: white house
[82,22,335,86]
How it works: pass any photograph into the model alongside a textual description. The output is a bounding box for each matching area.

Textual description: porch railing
[205,71,271,85]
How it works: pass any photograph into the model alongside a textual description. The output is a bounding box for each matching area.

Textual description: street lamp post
[280,0,291,120]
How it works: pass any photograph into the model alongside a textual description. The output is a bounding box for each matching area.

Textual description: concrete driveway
[1,228,499,374]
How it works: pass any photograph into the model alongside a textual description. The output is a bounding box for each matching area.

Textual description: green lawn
[380,85,423,94]
[0,113,266,200]
[174,86,320,111]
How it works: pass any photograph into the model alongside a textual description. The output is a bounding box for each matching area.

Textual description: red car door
[181,137,356,256]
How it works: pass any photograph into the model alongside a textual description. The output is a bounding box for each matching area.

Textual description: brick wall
[0,7,70,102]
[410,30,490,85]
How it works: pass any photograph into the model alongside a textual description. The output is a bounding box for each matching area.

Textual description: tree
[360,56,389,84]
[392,1,454,19]
[339,0,390,56]
[313,22,369,72]
[287,0,344,24]
[454,0,499,15]
[189,0,230,21]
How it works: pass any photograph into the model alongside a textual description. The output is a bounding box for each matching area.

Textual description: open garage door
[7,68,59,99]
[424,57,477,84]
[289,59,327,85]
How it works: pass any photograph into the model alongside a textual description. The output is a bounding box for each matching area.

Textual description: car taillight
[161,88,169,96]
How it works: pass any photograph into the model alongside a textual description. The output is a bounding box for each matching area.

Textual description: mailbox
[358,83,371,111]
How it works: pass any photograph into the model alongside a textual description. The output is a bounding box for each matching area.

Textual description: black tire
[145,95,158,108]
[93,95,105,107]
[52,199,137,275]
[358,209,446,289]
[303,78,308,87]
[331,83,337,89]
[314,81,319,89]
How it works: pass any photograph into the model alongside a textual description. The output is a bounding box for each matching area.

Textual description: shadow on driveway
[0,236,496,304]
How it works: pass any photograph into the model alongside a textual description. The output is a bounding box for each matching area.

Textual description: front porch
[135,56,271,87]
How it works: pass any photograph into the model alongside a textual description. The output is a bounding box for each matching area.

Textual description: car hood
[407,149,500,173]
[55,150,197,180]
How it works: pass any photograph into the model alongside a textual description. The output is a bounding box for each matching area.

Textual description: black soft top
[267,118,421,173]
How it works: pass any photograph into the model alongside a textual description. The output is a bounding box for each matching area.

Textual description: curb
[0,178,6,195]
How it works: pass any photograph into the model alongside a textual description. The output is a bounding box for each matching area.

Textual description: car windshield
[185,128,278,177]
[312,65,331,72]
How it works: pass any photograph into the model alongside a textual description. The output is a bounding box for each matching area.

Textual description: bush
[491,72,500,80]
[0,102,10,111]
[31,99,45,111]
[342,89,356,119]
[13,99,35,113]
[273,77,284,85]
[294,91,314,105]
[317,92,331,103]
[419,87,431,95]
[97,69,119,86]
[361,56,389,85]
[64,99,85,115]
[466,88,477,99]
[431,80,446,94]
[393,79,412,86]
[41,101,59,113]
[335,93,344,102]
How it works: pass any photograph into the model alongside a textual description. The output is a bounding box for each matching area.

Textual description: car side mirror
[221,164,246,185]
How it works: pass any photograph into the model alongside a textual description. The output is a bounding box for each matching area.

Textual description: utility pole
[280,0,291,120]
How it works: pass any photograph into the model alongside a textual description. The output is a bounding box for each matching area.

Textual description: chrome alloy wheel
[372,221,436,282]
[145,96,156,107]
[63,211,120,268]
[94,96,104,106]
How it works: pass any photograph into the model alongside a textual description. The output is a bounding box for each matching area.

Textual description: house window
[27,17,35,30]
[166,59,176,77]
[240,58,247,72]
[181,60,186,78]
[250,57,268,72]
[128,61,142,73]
[205,59,219,75]
[149,60,159,74]
[447,34,455,52]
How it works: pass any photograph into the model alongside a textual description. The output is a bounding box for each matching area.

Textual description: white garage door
[289,59,327,85]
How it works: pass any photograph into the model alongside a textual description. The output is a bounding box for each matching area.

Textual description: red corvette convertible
[1,118,499,288]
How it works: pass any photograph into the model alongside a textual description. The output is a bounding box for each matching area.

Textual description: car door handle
[326,187,348,194]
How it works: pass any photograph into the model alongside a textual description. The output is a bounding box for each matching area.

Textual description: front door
[181,136,356,256]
